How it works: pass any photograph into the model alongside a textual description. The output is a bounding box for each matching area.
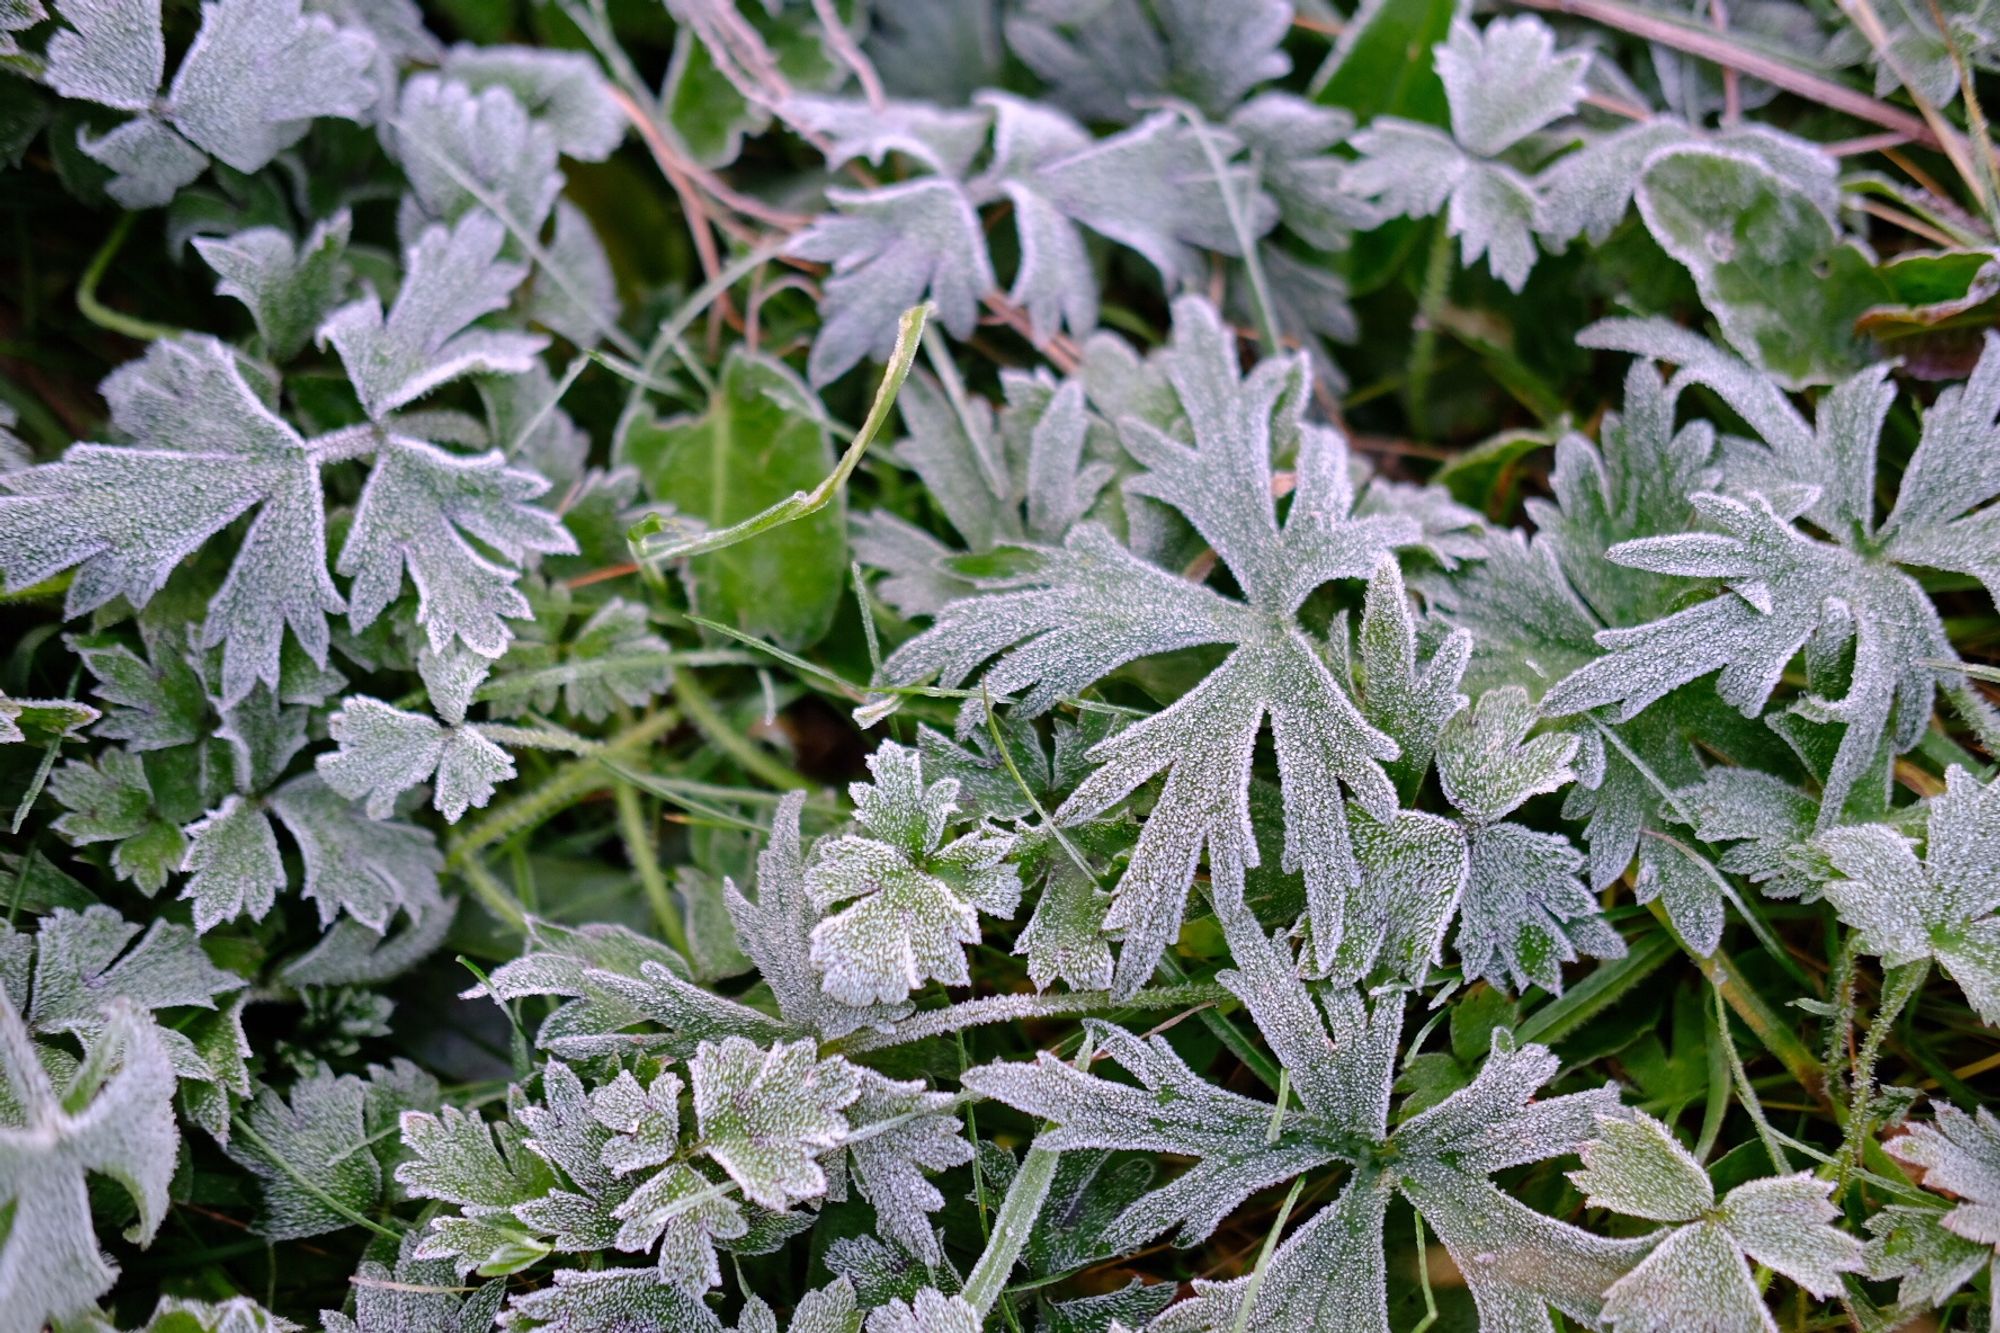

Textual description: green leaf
[621,351,844,649]
[689,1036,860,1210]
[0,996,179,1333]
[1635,146,1894,389]
[1314,0,1455,124]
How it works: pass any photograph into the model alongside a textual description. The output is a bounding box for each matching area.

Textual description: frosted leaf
[438,43,626,161]
[1437,686,1578,825]
[1345,119,1541,291]
[843,1069,973,1264]
[227,1062,436,1240]
[1877,329,2000,610]
[989,106,1272,307]
[100,1295,302,1333]
[498,1267,724,1332]
[418,641,490,726]
[44,0,164,111]
[1632,834,1727,956]
[591,1068,683,1175]
[1322,806,1467,985]
[805,742,1021,1006]
[1458,821,1624,995]
[48,0,374,203]
[864,1289,979,1333]
[399,1104,557,1214]
[0,998,178,1333]
[266,772,444,931]
[320,695,516,822]
[181,795,285,931]
[0,694,98,746]
[324,212,544,420]
[1392,1039,1644,1331]
[787,180,993,386]
[1863,1203,1991,1317]
[1576,1113,1863,1329]
[1044,1281,1174,1333]
[1017,850,1115,991]
[47,750,186,893]
[1226,93,1371,252]
[1355,555,1469,795]
[195,211,353,362]
[724,793,912,1039]
[1527,362,1719,632]
[963,1019,1346,1248]
[1635,146,1882,388]
[321,1234,505,1333]
[1541,488,1951,824]
[77,116,210,207]
[1536,120,1837,249]
[0,336,340,705]
[392,74,562,235]
[1568,1112,1712,1221]
[1157,1170,1394,1333]
[689,1036,860,1210]
[165,0,376,171]
[1003,0,1289,124]
[882,298,1415,993]
[781,93,991,177]
[280,899,454,988]
[975,92,1098,339]
[866,367,1113,586]
[527,199,619,348]
[338,433,576,658]
[867,2,1002,104]
[1215,908,1402,1140]
[487,597,673,723]
[1676,768,1819,900]
[1435,16,1588,156]
[6,906,241,1069]
[1885,1103,2000,1290]
[482,363,590,489]
[1815,767,2000,1023]
[612,1160,746,1293]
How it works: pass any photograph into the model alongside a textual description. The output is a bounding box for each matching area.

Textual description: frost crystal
[880,296,1415,993]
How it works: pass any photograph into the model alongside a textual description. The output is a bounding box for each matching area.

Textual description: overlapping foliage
[0,0,1996,1329]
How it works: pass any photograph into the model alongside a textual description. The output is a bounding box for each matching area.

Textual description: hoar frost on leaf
[968,899,1649,1332]
[877,296,1416,995]
[1547,325,2000,826]
[1348,16,1588,291]
[44,0,379,206]
[0,997,179,1333]
[804,742,1021,1006]
[1877,1101,2000,1323]
[1569,1112,1862,1330]
[1814,766,2000,1023]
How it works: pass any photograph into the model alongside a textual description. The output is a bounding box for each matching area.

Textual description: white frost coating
[0,997,179,1333]
[1349,15,1587,290]
[1572,1111,1863,1330]
[787,179,994,386]
[805,742,1021,1005]
[47,0,377,205]
[883,296,1416,995]
[1816,766,2000,1022]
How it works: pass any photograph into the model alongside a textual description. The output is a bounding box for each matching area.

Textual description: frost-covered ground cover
[0,0,1997,1329]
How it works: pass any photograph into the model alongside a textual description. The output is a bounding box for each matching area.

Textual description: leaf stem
[230,1115,405,1241]
[1230,1173,1307,1333]
[1406,218,1453,437]
[614,779,690,956]
[631,302,929,564]
[77,214,181,342]
[830,982,1231,1054]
